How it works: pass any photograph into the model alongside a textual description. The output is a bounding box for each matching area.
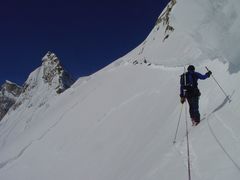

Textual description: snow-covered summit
[42,51,59,62]
[41,51,75,93]
[0,51,76,121]
[22,51,74,93]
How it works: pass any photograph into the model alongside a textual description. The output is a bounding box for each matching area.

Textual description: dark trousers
[187,96,200,122]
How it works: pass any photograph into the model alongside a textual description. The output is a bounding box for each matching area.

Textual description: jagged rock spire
[41,51,75,94]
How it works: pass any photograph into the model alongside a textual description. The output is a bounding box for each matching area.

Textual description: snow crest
[120,0,240,73]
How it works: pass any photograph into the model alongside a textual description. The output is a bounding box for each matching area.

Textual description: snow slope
[0,0,240,180]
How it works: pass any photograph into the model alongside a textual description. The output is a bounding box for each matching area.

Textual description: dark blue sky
[0,0,169,86]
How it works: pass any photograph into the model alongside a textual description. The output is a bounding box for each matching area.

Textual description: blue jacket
[180,70,209,97]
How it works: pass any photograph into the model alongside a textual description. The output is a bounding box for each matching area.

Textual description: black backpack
[180,72,200,97]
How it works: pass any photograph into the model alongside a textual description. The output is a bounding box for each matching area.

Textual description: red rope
[185,102,192,180]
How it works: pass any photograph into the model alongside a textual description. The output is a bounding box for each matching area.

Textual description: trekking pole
[173,103,184,144]
[205,66,231,102]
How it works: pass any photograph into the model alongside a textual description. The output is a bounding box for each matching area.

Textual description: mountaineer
[180,65,212,126]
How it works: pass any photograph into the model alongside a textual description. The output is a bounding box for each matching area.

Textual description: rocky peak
[1,52,75,120]
[0,81,22,121]
[41,51,75,94]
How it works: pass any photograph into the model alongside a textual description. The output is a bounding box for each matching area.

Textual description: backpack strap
[190,72,198,88]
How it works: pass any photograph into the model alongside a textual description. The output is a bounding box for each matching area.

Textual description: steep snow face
[0,81,22,120]
[119,0,240,73]
[0,0,240,180]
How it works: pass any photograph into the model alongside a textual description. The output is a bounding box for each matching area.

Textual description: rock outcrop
[0,81,22,120]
